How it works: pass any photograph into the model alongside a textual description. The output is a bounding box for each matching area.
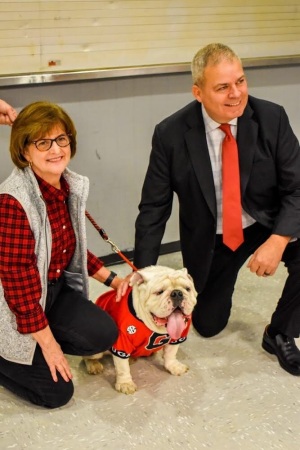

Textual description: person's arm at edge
[0,99,17,125]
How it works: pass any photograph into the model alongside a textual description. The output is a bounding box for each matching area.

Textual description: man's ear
[192,84,202,103]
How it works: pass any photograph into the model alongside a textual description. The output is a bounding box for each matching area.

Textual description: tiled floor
[0,252,299,450]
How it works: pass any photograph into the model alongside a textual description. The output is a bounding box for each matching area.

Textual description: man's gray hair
[191,43,242,86]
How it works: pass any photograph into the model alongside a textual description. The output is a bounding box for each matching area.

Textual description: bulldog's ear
[129,271,145,286]
[181,267,195,284]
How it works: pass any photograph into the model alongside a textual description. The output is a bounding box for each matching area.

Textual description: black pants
[192,223,300,338]
[0,279,118,408]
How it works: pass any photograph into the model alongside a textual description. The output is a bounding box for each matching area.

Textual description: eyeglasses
[31,134,71,152]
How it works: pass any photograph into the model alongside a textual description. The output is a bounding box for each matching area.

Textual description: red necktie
[219,124,244,251]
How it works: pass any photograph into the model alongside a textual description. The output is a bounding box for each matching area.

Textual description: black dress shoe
[262,329,300,376]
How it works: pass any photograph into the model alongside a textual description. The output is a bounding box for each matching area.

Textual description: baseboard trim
[99,240,181,267]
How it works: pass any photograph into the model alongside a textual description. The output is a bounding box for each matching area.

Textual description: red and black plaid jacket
[0,175,103,334]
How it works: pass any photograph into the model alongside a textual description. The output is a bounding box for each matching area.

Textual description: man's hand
[247,234,290,277]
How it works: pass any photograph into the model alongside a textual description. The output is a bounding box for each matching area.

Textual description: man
[134,43,300,376]
[0,99,17,125]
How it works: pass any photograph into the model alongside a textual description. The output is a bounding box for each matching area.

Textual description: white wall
[1,1,299,75]
[0,64,299,258]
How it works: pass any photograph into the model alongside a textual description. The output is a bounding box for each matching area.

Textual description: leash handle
[85,210,137,271]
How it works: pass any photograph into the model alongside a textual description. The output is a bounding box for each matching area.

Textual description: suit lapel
[237,103,258,196]
[184,104,217,218]
[183,101,258,217]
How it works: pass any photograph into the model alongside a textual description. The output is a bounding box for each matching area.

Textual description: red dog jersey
[95,288,191,359]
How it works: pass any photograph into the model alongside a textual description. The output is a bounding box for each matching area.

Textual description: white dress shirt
[201,105,256,234]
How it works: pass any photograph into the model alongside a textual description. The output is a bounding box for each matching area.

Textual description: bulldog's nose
[170,289,184,306]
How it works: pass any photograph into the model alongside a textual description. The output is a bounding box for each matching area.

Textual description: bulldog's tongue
[167,309,186,340]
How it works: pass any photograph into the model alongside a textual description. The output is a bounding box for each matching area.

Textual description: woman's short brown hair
[10,101,77,169]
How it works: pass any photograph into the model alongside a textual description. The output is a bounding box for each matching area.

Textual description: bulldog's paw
[115,380,137,395]
[164,360,189,376]
[84,359,104,375]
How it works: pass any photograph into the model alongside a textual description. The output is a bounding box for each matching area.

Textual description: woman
[0,101,127,408]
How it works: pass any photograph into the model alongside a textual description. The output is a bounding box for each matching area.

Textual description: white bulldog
[83,265,197,394]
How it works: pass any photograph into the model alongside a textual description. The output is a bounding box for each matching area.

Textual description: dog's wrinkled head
[129,265,197,339]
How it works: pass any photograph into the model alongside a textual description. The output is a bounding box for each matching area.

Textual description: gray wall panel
[0,65,299,258]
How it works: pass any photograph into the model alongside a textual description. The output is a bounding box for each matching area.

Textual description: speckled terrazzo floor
[1,252,299,450]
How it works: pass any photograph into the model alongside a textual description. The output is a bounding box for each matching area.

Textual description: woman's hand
[113,273,133,301]
[32,326,72,382]
[92,267,133,301]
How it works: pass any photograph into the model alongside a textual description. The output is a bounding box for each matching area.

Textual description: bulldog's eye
[186,287,191,292]
[156,290,164,295]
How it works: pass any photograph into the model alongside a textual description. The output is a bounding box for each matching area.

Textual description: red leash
[85,210,137,271]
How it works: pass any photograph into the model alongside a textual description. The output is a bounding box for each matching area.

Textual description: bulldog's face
[129,266,197,339]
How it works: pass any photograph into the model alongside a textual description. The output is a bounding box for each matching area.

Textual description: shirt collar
[34,173,70,203]
[201,104,238,133]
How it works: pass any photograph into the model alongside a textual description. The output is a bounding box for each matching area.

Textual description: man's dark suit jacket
[134,96,300,292]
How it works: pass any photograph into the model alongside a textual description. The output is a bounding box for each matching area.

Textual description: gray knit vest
[0,166,90,364]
